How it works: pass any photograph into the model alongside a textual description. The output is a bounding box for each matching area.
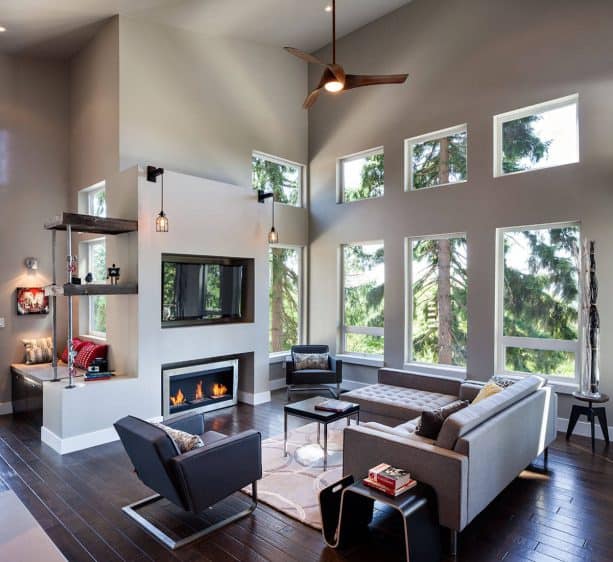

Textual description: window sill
[498,372,578,395]
[269,352,289,364]
[403,362,467,380]
[337,354,384,368]
[82,334,107,343]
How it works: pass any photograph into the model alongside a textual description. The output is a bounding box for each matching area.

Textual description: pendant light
[258,190,278,244]
[147,166,168,232]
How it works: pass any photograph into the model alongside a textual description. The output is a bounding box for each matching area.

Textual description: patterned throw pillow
[60,338,86,363]
[490,375,516,389]
[74,342,108,369]
[154,423,204,454]
[293,352,329,371]
[416,400,470,439]
[23,337,54,364]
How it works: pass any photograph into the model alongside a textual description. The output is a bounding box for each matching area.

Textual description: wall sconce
[258,190,278,244]
[147,165,168,232]
[24,257,39,271]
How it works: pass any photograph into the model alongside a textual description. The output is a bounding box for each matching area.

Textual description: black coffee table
[284,397,360,470]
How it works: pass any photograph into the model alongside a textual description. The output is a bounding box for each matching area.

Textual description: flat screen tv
[161,254,254,327]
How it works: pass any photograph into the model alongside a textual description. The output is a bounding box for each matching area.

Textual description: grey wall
[308,0,613,421]
[0,56,69,410]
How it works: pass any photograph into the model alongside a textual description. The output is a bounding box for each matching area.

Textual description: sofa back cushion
[377,368,462,397]
[436,375,545,449]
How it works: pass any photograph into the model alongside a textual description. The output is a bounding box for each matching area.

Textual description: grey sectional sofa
[342,368,557,549]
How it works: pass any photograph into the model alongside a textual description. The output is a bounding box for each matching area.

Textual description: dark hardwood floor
[0,390,611,562]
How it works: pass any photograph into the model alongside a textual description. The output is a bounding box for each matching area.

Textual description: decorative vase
[580,241,601,397]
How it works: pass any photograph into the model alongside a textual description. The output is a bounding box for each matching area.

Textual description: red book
[363,477,417,497]
[368,463,412,490]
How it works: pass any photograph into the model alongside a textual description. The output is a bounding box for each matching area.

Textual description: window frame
[252,150,306,208]
[336,146,385,204]
[268,244,306,359]
[85,237,107,339]
[404,124,468,192]
[495,221,581,384]
[404,232,468,377]
[493,93,579,178]
[338,240,385,359]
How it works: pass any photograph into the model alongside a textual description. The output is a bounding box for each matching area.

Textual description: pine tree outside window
[338,147,384,203]
[269,246,303,355]
[405,125,467,191]
[87,183,107,217]
[494,94,579,177]
[252,151,304,207]
[407,234,467,370]
[87,238,107,338]
[496,223,580,381]
[340,242,384,357]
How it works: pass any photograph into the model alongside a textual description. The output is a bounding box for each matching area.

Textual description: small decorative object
[580,240,601,397]
[107,264,120,285]
[258,189,278,244]
[24,257,39,270]
[16,287,49,315]
[147,166,168,232]
[71,276,81,285]
[85,272,93,283]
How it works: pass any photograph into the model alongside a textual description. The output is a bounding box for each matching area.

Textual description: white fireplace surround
[162,359,238,419]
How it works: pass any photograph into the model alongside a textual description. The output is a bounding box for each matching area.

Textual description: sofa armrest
[164,412,205,435]
[377,368,462,396]
[170,429,262,513]
[343,425,468,531]
[329,356,343,382]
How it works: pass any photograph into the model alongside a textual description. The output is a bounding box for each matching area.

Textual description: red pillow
[60,338,86,363]
[74,342,108,369]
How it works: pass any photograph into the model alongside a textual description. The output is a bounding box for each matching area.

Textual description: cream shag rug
[243,420,350,529]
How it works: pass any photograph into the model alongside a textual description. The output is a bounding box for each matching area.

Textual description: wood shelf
[63,283,138,296]
[45,212,138,235]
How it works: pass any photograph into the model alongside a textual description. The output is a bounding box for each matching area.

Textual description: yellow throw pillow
[472,381,503,404]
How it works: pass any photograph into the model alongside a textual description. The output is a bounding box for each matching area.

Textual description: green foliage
[502,116,550,174]
[252,154,300,205]
[412,132,467,189]
[344,153,384,202]
[269,248,300,353]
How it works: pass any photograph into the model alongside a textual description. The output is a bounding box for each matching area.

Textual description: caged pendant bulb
[156,210,169,232]
[268,226,279,244]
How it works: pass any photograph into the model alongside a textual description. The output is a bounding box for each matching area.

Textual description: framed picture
[16,287,49,315]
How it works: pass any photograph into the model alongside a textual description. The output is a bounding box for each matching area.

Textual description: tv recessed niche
[161,253,254,328]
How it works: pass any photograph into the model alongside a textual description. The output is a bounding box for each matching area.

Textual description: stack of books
[363,463,417,497]
[84,372,114,382]
[314,399,356,413]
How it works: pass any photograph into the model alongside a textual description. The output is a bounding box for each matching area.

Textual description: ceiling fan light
[324,80,344,93]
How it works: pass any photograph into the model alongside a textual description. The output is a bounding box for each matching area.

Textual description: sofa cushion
[154,423,204,454]
[293,352,328,370]
[289,369,336,384]
[344,383,458,422]
[416,400,470,439]
[436,375,545,450]
[378,368,462,396]
[362,417,436,444]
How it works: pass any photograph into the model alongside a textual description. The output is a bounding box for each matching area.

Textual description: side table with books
[319,466,441,562]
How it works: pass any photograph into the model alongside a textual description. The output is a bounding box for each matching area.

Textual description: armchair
[285,344,343,401]
[114,412,262,550]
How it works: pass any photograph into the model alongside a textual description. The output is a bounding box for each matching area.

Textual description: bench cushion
[344,383,458,422]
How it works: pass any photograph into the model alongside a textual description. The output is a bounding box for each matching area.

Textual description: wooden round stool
[565,392,610,453]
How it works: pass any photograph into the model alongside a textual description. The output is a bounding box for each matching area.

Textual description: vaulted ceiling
[0,0,413,57]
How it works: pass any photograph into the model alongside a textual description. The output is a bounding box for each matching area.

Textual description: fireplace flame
[169,388,185,406]
[195,381,204,401]
[211,383,228,397]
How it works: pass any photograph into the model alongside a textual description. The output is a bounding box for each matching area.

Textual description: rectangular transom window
[87,239,107,338]
[341,242,384,356]
[338,147,384,203]
[405,125,467,190]
[269,246,303,354]
[407,234,467,368]
[252,151,304,207]
[87,183,107,217]
[496,223,580,380]
[494,94,579,177]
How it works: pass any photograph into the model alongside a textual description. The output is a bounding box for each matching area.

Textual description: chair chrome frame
[122,482,258,550]
[286,383,340,401]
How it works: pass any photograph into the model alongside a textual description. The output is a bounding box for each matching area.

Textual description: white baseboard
[41,425,119,455]
[557,416,612,441]
[0,401,13,415]
[238,390,271,405]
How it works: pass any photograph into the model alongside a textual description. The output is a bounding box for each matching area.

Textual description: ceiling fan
[284,0,408,109]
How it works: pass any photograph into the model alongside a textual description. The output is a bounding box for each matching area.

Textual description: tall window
[87,239,107,338]
[405,125,467,190]
[252,151,304,207]
[341,242,384,356]
[338,147,384,203]
[497,224,580,379]
[494,94,579,177]
[87,184,107,217]
[269,247,303,354]
[408,235,467,367]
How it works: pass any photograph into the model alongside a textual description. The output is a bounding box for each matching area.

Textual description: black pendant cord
[161,172,165,214]
[271,194,275,230]
[332,0,336,64]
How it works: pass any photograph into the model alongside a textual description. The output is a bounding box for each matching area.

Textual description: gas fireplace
[162,359,238,419]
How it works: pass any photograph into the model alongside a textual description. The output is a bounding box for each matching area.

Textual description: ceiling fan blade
[303,88,323,109]
[284,46,327,66]
[345,74,409,90]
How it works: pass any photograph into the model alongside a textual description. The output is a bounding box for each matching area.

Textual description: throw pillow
[60,338,86,363]
[416,400,470,439]
[490,375,516,389]
[293,352,329,371]
[74,342,108,369]
[472,381,503,404]
[23,337,53,364]
[154,423,204,454]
